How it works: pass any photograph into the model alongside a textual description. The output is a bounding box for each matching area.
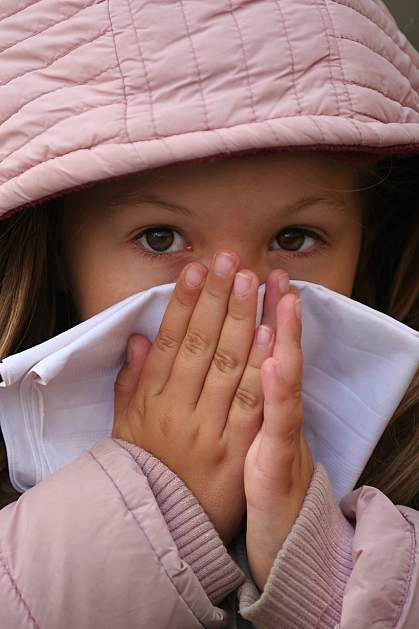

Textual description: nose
[201,247,278,287]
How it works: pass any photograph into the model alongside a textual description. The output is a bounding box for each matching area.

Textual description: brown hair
[0,155,418,507]
[351,156,419,507]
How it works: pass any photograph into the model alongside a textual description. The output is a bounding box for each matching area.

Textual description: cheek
[66,240,183,320]
[291,221,362,297]
[318,222,363,297]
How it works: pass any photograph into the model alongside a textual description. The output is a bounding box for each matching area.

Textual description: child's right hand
[112,252,276,544]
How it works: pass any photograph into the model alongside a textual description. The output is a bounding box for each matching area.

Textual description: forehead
[104,152,357,205]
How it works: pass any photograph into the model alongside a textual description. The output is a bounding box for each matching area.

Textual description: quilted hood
[0,0,418,218]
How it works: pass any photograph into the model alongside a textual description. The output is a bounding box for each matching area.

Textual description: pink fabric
[114,439,244,604]
[1,438,418,628]
[0,0,418,217]
[0,438,240,628]
[237,465,419,629]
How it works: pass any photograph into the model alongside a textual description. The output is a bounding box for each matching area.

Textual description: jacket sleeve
[0,437,244,629]
[237,464,419,629]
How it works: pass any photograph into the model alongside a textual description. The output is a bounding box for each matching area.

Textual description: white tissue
[0,280,417,500]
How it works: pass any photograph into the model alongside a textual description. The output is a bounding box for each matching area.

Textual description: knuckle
[155,329,178,352]
[204,286,226,302]
[294,401,304,424]
[174,291,195,309]
[183,329,210,355]
[227,306,247,322]
[213,349,239,374]
[114,378,128,396]
[289,382,302,402]
[282,428,298,448]
[234,386,260,411]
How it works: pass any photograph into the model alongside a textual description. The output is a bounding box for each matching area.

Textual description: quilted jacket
[0,0,418,217]
[0,1,418,628]
[1,438,418,628]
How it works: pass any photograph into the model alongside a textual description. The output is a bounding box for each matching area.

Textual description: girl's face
[61,153,363,320]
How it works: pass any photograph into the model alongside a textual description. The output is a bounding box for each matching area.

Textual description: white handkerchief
[0,281,418,501]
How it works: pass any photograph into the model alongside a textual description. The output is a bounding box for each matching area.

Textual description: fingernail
[256,325,273,346]
[213,252,236,277]
[234,272,252,297]
[278,274,289,294]
[184,264,205,288]
[295,299,302,320]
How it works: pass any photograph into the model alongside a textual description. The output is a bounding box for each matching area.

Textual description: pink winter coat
[0,438,418,628]
[0,0,419,628]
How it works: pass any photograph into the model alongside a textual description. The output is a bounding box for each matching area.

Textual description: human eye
[134,225,187,256]
[270,227,326,256]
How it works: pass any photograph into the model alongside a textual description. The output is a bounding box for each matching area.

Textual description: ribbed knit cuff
[113,439,245,605]
[238,464,354,628]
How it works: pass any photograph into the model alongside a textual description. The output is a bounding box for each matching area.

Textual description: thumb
[113,334,151,421]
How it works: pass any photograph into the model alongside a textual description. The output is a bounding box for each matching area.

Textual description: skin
[61,152,362,318]
[60,152,363,590]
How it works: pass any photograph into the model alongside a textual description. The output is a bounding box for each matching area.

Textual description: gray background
[384,1,419,49]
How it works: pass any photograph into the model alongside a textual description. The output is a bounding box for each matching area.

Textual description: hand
[244,289,314,590]
[112,252,275,544]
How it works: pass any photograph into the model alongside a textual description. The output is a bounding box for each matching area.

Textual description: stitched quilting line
[178,0,211,131]
[310,116,329,144]
[178,1,230,155]
[3,102,122,166]
[228,0,257,123]
[122,0,175,163]
[324,0,365,147]
[91,444,207,627]
[336,78,419,113]
[0,63,118,131]
[314,0,342,117]
[265,119,284,146]
[334,34,418,94]
[0,0,41,23]
[389,514,416,629]
[273,1,303,117]
[324,0,354,113]
[330,0,413,60]
[1,27,110,87]
[0,552,40,629]
[353,110,398,124]
[126,0,158,140]
[3,115,418,184]
[0,1,106,55]
[106,0,142,164]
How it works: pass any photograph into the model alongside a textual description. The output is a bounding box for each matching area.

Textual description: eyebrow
[108,191,192,216]
[108,190,347,216]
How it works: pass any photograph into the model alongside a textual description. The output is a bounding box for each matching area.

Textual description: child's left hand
[244,290,314,591]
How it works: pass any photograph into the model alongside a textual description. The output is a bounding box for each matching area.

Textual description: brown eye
[145,228,174,251]
[136,227,185,254]
[273,228,319,253]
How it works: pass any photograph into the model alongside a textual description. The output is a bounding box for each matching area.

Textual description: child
[0,1,418,627]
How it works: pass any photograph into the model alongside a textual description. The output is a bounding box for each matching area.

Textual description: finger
[272,292,302,388]
[167,250,240,405]
[261,269,290,329]
[256,357,304,486]
[195,269,259,427]
[114,334,152,419]
[224,323,275,455]
[138,262,207,395]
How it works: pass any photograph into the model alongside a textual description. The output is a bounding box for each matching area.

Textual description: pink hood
[0,0,418,217]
